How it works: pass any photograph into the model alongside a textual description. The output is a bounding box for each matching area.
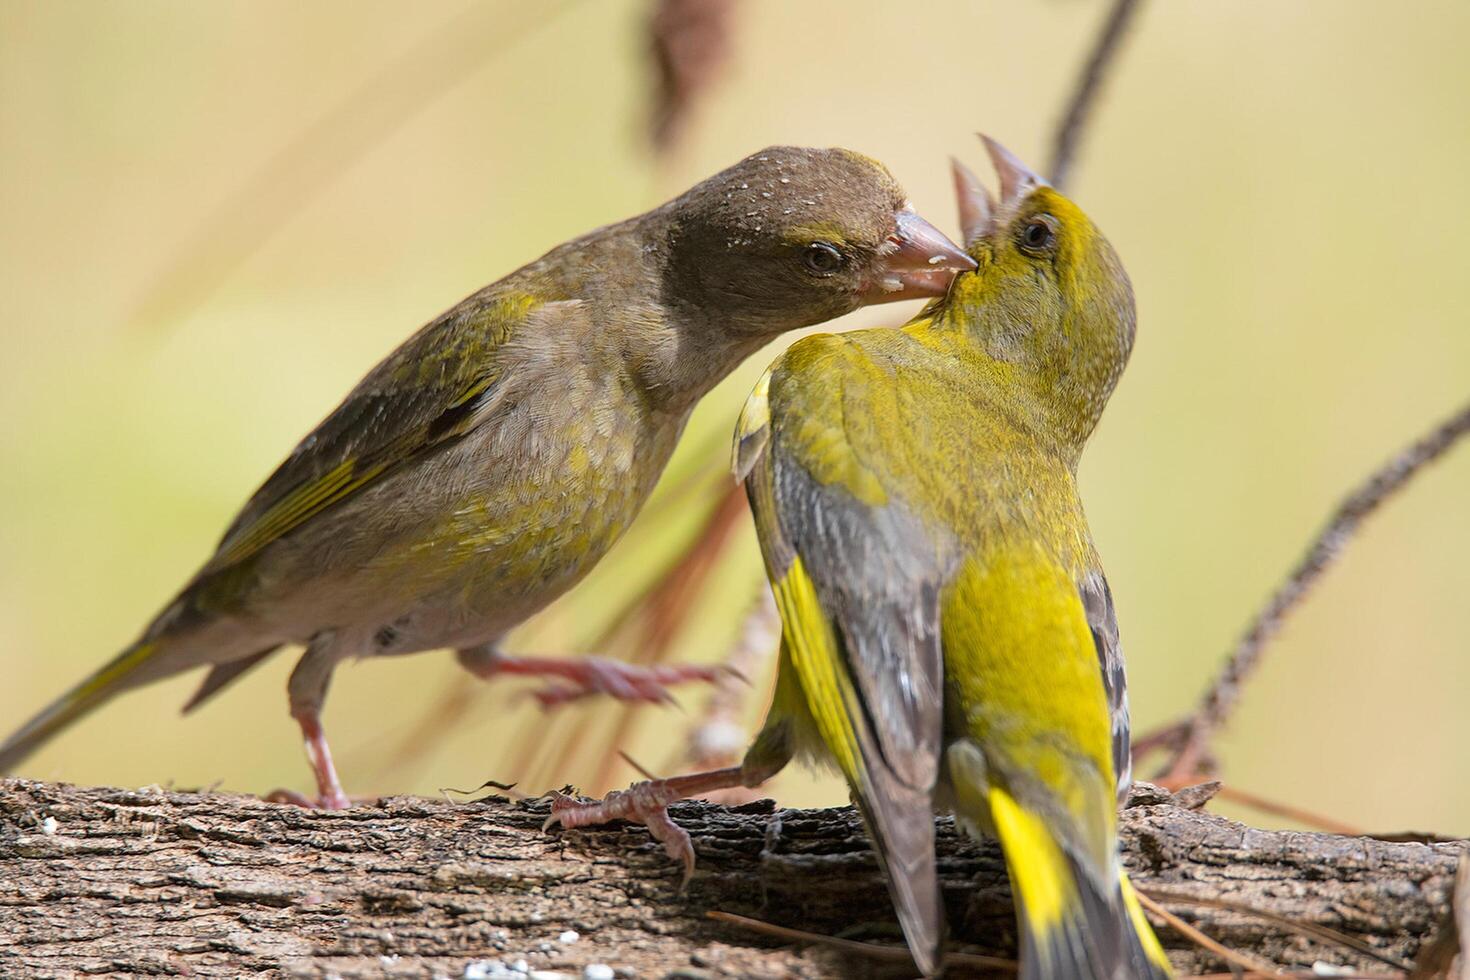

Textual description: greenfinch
[547,138,1170,979]
[0,147,973,808]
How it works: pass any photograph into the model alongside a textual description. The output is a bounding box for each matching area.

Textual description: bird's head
[941,136,1135,448]
[663,146,973,336]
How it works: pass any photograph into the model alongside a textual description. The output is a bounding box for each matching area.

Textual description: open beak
[953,135,1049,244]
[862,207,976,303]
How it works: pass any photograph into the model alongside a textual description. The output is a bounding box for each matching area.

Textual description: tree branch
[2,779,1460,978]
[1048,0,1146,189]
[1139,397,1470,785]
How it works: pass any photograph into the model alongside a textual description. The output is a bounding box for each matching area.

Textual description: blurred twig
[1206,784,1365,837]
[580,480,753,790]
[1048,0,1145,190]
[648,0,741,153]
[1139,398,1470,785]
[683,589,777,774]
[131,0,579,335]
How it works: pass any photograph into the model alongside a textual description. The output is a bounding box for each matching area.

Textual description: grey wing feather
[773,458,947,790]
[750,446,948,974]
[1080,570,1132,802]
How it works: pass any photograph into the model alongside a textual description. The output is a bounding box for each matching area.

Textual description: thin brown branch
[1145,397,1470,783]
[707,910,1018,972]
[1209,784,1367,837]
[1145,888,1413,971]
[682,589,778,775]
[1048,0,1146,189]
[1135,889,1288,977]
[577,481,752,791]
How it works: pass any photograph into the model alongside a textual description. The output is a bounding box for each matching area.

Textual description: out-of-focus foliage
[1,1,1467,833]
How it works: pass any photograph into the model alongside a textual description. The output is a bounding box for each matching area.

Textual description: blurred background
[2,0,1467,834]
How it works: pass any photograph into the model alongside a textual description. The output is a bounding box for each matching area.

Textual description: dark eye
[1019,215,1057,255]
[801,241,845,276]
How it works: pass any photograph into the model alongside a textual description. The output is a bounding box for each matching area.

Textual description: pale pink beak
[953,135,1049,244]
[951,156,996,247]
[862,208,976,304]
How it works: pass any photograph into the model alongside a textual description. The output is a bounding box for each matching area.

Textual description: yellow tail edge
[990,786,1173,979]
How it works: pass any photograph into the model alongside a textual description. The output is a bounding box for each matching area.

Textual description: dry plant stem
[1208,783,1366,837]
[706,910,1018,972]
[683,589,780,774]
[1133,889,1287,977]
[1048,0,1145,189]
[584,482,752,790]
[1150,398,1470,784]
[1144,888,1413,971]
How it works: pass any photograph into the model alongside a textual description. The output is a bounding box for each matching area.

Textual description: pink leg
[458,646,733,709]
[544,765,758,884]
[264,711,353,810]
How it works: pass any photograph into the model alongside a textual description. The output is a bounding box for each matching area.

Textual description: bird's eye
[1019,215,1057,255]
[801,241,845,276]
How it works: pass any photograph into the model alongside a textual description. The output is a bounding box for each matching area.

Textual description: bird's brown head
[662,146,973,336]
[943,136,1135,448]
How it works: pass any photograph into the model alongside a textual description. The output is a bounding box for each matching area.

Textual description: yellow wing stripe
[988,785,1076,934]
[216,459,388,566]
[771,556,862,783]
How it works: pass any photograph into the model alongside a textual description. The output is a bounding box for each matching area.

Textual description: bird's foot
[485,654,735,709]
[262,787,355,810]
[542,765,750,887]
[545,781,696,883]
[262,710,356,809]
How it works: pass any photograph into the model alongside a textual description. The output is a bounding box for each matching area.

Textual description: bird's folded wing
[736,339,946,969]
[208,293,571,572]
[1080,569,1133,802]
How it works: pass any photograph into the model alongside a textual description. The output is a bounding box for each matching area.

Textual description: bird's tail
[989,786,1173,980]
[0,640,166,773]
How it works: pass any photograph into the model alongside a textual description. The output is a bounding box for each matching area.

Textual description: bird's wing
[206,292,569,574]
[735,336,947,974]
[1080,569,1133,802]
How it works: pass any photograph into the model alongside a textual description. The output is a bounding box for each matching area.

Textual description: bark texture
[0,778,1462,979]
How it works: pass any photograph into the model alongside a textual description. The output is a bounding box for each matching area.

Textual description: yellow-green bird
[0,147,974,808]
[548,137,1170,979]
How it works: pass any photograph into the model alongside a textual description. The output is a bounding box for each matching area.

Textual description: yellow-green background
[2,1,1467,834]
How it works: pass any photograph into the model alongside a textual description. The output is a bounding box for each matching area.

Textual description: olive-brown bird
[0,147,974,808]
[547,138,1170,978]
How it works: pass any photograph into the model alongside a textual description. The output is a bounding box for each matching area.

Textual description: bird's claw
[528,658,727,711]
[263,787,354,810]
[543,782,696,886]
